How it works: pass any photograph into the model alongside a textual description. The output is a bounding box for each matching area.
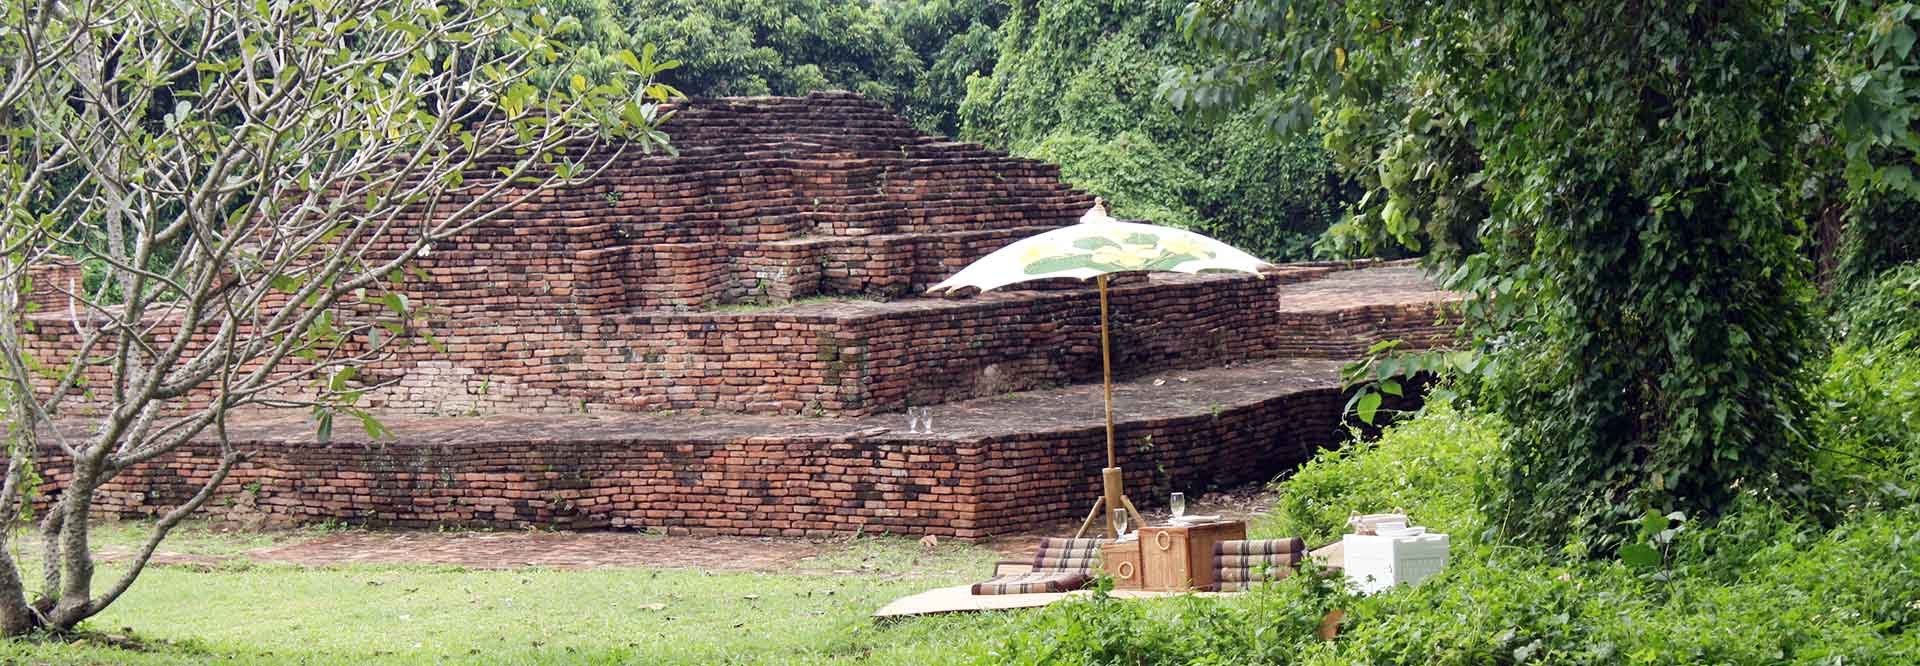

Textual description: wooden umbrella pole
[1098,275,1116,468]
[1097,275,1130,537]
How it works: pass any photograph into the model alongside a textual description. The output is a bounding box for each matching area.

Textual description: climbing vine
[1167,0,1839,548]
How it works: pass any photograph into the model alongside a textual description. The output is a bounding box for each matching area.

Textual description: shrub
[976,506,1920,665]
[973,574,1351,666]
[1810,263,1920,515]
[976,401,1919,665]
[1833,261,1920,352]
[1257,404,1504,546]
[1811,343,1920,514]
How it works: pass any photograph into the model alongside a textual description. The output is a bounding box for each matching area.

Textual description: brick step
[334,265,1452,418]
[350,270,1288,417]
[61,358,1380,539]
[1272,264,1464,358]
[408,224,1077,313]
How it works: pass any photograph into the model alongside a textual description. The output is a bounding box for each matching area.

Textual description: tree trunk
[0,541,41,636]
[41,462,100,631]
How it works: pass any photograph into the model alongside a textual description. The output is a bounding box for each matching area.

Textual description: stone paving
[1276,263,1460,312]
[202,357,1347,445]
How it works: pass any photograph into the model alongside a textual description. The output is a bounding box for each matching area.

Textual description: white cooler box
[1341,532,1450,594]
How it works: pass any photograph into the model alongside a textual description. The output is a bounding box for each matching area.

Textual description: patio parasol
[928,200,1270,537]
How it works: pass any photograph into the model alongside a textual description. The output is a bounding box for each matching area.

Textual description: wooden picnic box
[1137,520,1247,591]
[1100,541,1145,589]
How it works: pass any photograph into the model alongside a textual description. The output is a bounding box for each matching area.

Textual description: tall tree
[0,0,674,635]
[552,0,925,116]
[960,0,1352,261]
[1168,0,1827,547]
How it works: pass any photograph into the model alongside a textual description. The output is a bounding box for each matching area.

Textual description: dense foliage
[534,0,1356,261]
[1165,0,1865,547]
[958,0,1351,261]
[1814,263,1920,517]
[1263,405,1500,546]
[979,397,1920,664]
[545,0,1005,135]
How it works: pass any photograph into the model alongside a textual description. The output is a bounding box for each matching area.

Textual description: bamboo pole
[1096,275,1139,536]
[1099,274,1116,468]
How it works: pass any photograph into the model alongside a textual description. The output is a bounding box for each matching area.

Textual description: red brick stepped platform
[395,91,1099,314]
[75,358,1353,539]
[20,92,1462,539]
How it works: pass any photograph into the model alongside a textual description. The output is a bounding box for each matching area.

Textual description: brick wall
[50,374,1396,539]
[21,255,81,313]
[20,264,1453,418]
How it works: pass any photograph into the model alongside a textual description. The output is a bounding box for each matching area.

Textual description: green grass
[0,525,1022,665]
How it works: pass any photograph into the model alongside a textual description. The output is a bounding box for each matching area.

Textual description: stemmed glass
[906,407,934,434]
[1111,508,1131,538]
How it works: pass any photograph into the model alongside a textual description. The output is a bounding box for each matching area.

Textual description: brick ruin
[21,92,1460,539]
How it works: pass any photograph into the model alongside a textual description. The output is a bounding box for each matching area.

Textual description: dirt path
[225,486,1278,571]
[245,532,829,571]
[72,486,1280,572]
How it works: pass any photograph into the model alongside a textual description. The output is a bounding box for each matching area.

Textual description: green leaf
[381,292,409,317]
[328,366,357,392]
[1072,237,1119,251]
[1355,391,1383,424]
[1143,255,1197,271]
[314,409,334,445]
[1638,510,1668,541]
[1893,24,1916,61]
[1619,544,1661,569]
[613,49,644,73]
[355,411,390,440]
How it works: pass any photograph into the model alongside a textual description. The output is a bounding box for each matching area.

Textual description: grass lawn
[0,522,1035,665]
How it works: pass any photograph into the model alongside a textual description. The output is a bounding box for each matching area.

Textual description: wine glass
[1111,508,1130,538]
[1170,492,1186,520]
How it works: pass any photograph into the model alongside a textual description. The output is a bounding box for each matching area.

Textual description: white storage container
[1340,532,1450,594]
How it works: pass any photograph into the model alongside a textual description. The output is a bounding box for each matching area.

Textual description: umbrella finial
[1080,198,1112,225]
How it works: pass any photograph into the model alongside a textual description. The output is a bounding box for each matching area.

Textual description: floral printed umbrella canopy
[926,219,1267,293]
[928,201,1271,537]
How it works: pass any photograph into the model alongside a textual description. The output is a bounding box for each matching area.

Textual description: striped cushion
[971,538,1107,595]
[1032,537,1106,572]
[970,571,1092,595]
[1215,538,1305,556]
[1216,552,1305,571]
[1214,538,1306,591]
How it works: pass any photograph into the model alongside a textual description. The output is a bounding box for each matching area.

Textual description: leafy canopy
[545,0,1007,135]
[960,0,1353,261]
[1167,0,1835,547]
